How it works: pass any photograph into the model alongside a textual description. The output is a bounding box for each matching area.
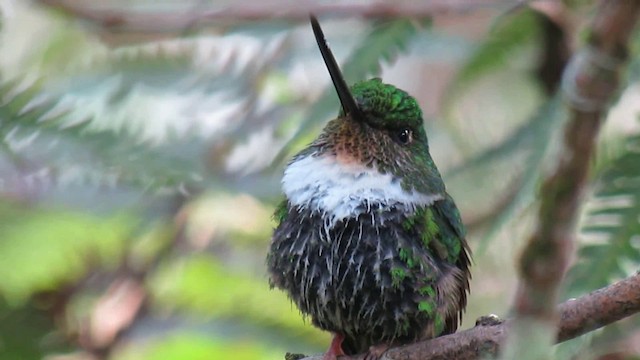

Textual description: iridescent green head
[309,16,445,196]
[348,78,423,130]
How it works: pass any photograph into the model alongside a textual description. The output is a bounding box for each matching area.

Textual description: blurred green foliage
[0,1,639,360]
[148,254,328,347]
[0,299,66,360]
[0,203,133,304]
[115,334,280,360]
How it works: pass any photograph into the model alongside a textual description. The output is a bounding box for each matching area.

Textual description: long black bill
[310,15,363,121]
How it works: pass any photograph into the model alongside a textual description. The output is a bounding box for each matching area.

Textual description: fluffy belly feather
[268,203,455,354]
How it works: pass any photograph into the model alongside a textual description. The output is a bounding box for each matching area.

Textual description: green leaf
[0,202,135,304]
[147,254,328,349]
[480,96,566,250]
[112,333,281,360]
[565,133,640,298]
[443,9,541,113]
[1,9,293,190]
[0,300,67,360]
[445,95,566,254]
[0,75,205,191]
[342,18,430,84]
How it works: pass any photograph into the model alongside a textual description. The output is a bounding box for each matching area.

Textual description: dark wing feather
[432,193,472,334]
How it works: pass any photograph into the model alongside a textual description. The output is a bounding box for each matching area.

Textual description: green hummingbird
[267,16,471,360]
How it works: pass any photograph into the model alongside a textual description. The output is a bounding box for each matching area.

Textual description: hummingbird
[267,16,471,360]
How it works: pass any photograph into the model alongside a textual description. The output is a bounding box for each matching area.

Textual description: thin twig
[37,0,515,33]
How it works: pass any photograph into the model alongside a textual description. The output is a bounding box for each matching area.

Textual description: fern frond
[443,9,541,115]
[566,132,640,298]
[342,18,429,84]
[444,95,566,252]
[45,35,282,143]
[0,75,204,191]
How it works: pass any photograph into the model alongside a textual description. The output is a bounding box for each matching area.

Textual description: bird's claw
[475,313,502,326]
[363,343,390,360]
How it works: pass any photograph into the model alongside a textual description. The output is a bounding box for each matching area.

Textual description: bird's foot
[323,333,345,360]
[363,343,390,360]
[475,313,502,326]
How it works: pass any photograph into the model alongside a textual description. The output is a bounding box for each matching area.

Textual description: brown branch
[557,272,640,342]
[511,0,639,326]
[37,0,514,33]
[297,272,640,360]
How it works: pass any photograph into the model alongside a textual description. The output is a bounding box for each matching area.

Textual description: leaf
[443,9,541,114]
[0,74,209,191]
[342,18,430,84]
[113,333,281,360]
[446,95,559,180]
[147,254,328,349]
[0,300,67,360]
[565,132,640,298]
[43,36,274,144]
[445,95,566,253]
[0,202,135,304]
[1,6,296,191]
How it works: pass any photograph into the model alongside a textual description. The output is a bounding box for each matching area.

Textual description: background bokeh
[0,1,639,359]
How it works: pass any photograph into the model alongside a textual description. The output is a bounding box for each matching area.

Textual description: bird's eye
[396,129,412,145]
